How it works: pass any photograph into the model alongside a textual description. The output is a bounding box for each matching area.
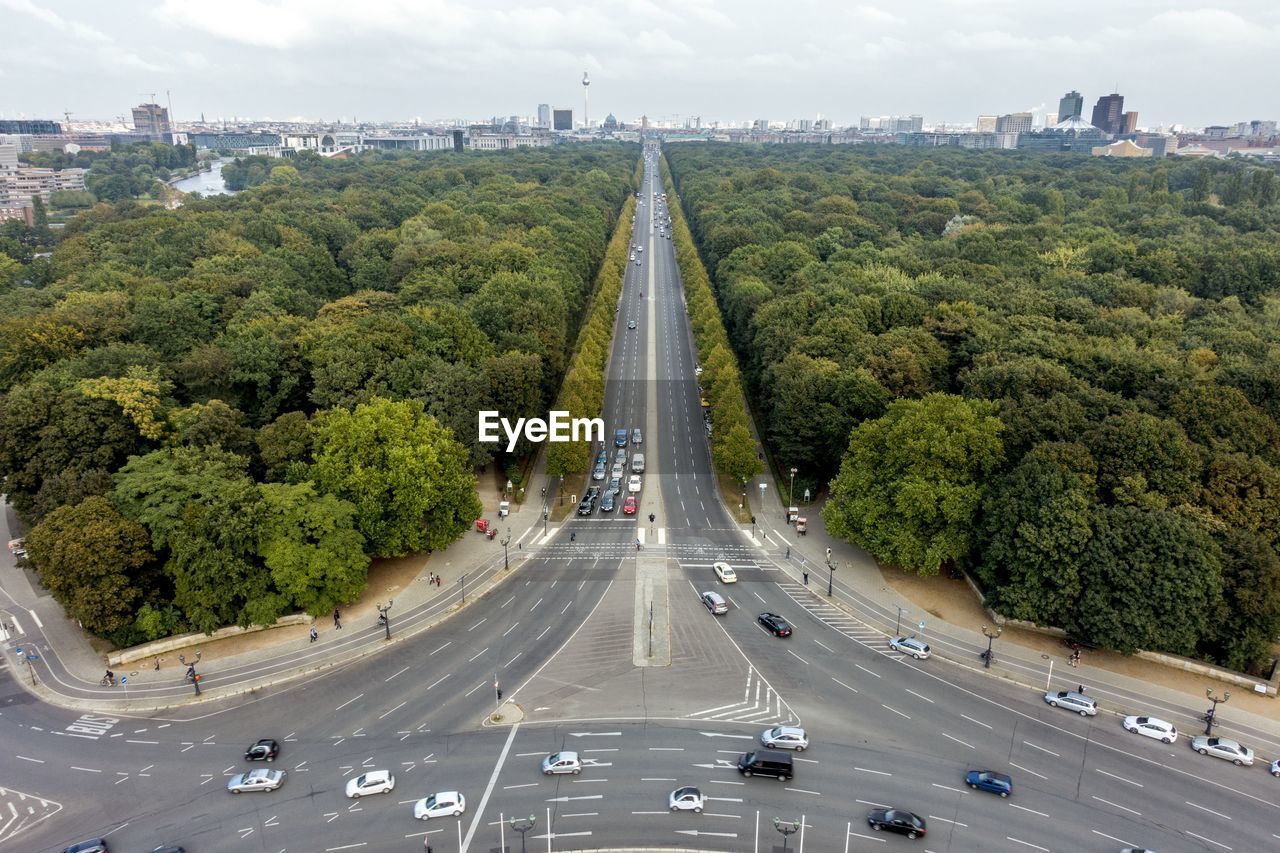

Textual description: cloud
[2,0,109,41]
[1147,8,1276,41]
[852,5,903,24]
[633,28,695,56]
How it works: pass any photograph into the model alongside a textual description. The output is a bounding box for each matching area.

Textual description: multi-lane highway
[6,151,1280,853]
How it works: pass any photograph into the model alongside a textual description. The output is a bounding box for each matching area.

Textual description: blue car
[965,770,1012,797]
[614,429,628,447]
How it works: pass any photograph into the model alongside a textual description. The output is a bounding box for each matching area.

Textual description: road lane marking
[1008,762,1047,780]
[1091,795,1141,816]
[537,625,552,640]
[813,639,836,653]
[430,641,451,654]
[961,714,992,729]
[1095,767,1143,787]
[931,783,966,794]
[503,652,522,667]
[832,677,858,693]
[787,650,810,665]
[385,666,410,682]
[941,733,974,749]
[1185,801,1232,820]
[425,674,450,691]
[560,600,572,614]
[855,768,891,777]
[641,778,677,781]
[468,619,486,631]
[459,721,520,853]
[1009,804,1049,818]
[503,783,538,790]
[378,702,405,720]
[785,787,821,796]
[334,694,364,712]
[904,689,934,704]
[928,816,969,827]
[855,664,880,678]
[1007,838,1050,851]
[1185,830,1232,850]
[1023,741,1059,757]
[503,622,520,637]
[881,704,910,720]
[500,596,514,608]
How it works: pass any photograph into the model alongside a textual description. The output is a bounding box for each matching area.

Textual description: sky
[2,0,1277,129]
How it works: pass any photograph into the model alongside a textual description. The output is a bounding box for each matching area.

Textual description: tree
[712,422,763,487]
[257,482,369,616]
[309,397,481,557]
[1203,529,1280,673]
[823,393,1004,575]
[25,496,154,636]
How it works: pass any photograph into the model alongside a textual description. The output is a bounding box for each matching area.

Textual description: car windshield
[423,795,437,808]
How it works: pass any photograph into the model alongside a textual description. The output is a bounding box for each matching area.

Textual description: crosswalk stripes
[682,666,799,726]
[775,582,895,654]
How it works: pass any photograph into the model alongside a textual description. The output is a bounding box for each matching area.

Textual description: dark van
[737,749,793,781]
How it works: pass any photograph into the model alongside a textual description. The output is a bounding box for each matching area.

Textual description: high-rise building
[996,112,1033,133]
[537,104,551,128]
[552,109,573,131]
[975,115,997,133]
[1121,111,1139,134]
[1058,90,1083,123]
[1090,93,1125,134]
[132,103,171,139]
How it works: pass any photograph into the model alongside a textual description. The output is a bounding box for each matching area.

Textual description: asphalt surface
[4,152,1280,853]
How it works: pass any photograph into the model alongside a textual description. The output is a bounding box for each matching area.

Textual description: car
[965,770,1012,797]
[1123,716,1178,744]
[1272,758,1280,777]
[758,612,792,637]
[7,538,26,558]
[600,492,616,512]
[541,751,582,775]
[629,253,635,261]
[596,449,608,465]
[668,785,705,813]
[61,841,108,853]
[623,495,638,515]
[760,726,808,751]
[608,476,622,494]
[244,738,280,761]
[576,498,595,516]
[1189,735,1254,766]
[615,429,629,447]
[592,462,605,480]
[614,448,627,464]
[632,428,642,444]
[713,562,737,583]
[695,365,703,376]
[888,636,931,660]
[701,591,728,614]
[1043,690,1097,716]
[628,474,642,492]
[227,768,285,793]
[413,790,466,819]
[866,808,926,839]
[585,486,600,501]
[637,246,643,252]
[634,259,640,266]
[346,769,395,798]
[627,319,637,330]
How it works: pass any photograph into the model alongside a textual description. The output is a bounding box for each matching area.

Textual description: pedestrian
[497,688,503,701]
[309,626,318,643]
[570,531,576,542]
[436,574,442,587]
[153,656,161,670]
[334,608,342,629]
[785,546,791,559]
[803,571,809,585]
[1078,684,1085,694]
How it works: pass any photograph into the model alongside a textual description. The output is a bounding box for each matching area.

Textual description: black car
[600,491,616,512]
[245,738,280,762]
[61,841,108,853]
[585,486,601,502]
[866,808,926,839]
[576,498,595,516]
[757,613,792,637]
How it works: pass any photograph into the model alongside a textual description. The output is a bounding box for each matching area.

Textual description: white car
[1270,758,1280,777]
[1189,736,1254,766]
[713,562,737,583]
[413,791,466,819]
[760,726,808,751]
[346,769,395,798]
[1122,716,1178,744]
[628,474,642,493]
[888,636,931,660]
[541,751,582,775]
[226,768,284,793]
[668,786,704,813]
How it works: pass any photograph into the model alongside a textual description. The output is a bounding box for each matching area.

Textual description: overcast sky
[2,0,1276,128]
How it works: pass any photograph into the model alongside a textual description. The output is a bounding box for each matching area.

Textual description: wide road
[4,151,1278,853]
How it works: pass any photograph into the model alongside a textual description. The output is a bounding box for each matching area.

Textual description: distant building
[1058,91,1084,123]
[0,119,61,135]
[537,104,551,128]
[190,132,282,153]
[131,103,171,139]
[0,144,18,171]
[0,204,34,225]
[1121,111,1139,134]
[1092,139,1153,157]
[996,112,1034,133]
[1090,93,1125,134]
[552,109,573,131]
[603,113,618,131]
[469,133,553,150]
[975,115,997,133]
[0,165,87,205]
[452,130,465,152]
[901,132,1016,149]
[359,134,453,152]
[1017,118,1108,153]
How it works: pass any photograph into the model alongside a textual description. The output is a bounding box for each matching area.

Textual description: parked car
[346,769,396,798]
[700,591,728,615]
[757,612,792,637]
[1189,736,1254,766]
[668,786,705,812]
[760,726,808,751]
[413,791,466,819]
[1123,716,1178,744]
[713,562,737,583]
[965,770,1012,797]
[244,738,279,761]
[1043,690,1097,716]
[888,636,931,660]
[541,751,582,775]
[227,768,285,793]
[866,808,926,839]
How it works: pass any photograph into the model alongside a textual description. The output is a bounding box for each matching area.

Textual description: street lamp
[509,815,536,853]
[788,467,797,520]
[981,624,1002,668]
[179,651,202,696]
[558,475,564,506]
[1204,688,1231,735]
[542,505,549,536]
[376,600,393,640]
[459,573,466,604]
[501,529,512,570]
[773,817,800,853]
[895,606,907,637]
[825,556,835,597]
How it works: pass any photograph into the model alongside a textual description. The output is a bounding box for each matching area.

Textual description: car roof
[702,590,725,600]
[770,725,804,736]
[550,750,578,761]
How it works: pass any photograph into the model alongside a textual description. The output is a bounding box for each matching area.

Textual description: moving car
[628,474,642,493]
[600,491,616,512]
[1043,690,1097,716]
[413,791,466,819]
[227,768,285,793]
[737,749,793,780]
[346,769,395,798]
[700,591,728,614]
[1123,716,1178,744]
[760,726,808,751]
[576,497,595,516]
[541,751,582,775]
[1189,735,1254,766]
[866,808,926,839]
[627,319,637,329]
[244,738,280,761]
[60,842,108,853]
[1272,758,1280,777]
[888,636,931,660]
[965,770,1012,797]
[757,612,792,637]
[623,495,638,515]
[632,428,642,444]
[615,428,629,447]
[592,462,606,481]
[713,562,737,583]
[668,786,704,812]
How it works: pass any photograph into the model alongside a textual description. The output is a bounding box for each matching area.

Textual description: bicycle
[100,674,117,687]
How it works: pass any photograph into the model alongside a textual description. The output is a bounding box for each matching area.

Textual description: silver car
[888,636,931,660]
[541,751,582,775]
[700,591,728,615]
[227,768,285,793]
[1043,690,1097,716]
[760,726,808,751]
[1189,735,1254,766]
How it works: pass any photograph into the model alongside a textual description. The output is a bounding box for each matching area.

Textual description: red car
[623,496,638,515]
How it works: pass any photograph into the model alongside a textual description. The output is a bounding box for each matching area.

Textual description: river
[170,159,234,196]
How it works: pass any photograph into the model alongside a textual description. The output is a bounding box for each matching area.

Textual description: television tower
[582,71,590,129]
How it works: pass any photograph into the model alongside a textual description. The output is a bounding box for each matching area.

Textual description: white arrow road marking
[675,830,738,838]
[699,732,753,739]
[545,794,604,802]
[568,731,622,737]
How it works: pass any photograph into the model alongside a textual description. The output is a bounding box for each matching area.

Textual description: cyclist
[103,669,116,686]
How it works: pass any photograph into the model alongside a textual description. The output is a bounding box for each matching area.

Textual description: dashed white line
[1023,741,1059,757]
[1091,795,1141,816]
[941,733,974,749]
[1095,767,1143,787]
[1185,801,1232,820]
[1009,804,1049,818]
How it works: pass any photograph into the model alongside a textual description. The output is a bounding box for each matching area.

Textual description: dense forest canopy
[0,145,638,644]
[666,144,1280,673]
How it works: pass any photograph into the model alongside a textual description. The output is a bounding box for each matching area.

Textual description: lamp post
[1204,688,1231,735]
[559,475,564,506]
[509,814,536,853]
[459,573,466,604]
[895,606,907,637]
[376,600,393,640]
[981,624,1002,668]
[826,556,835,597]
[773,817,800,853]
[179,651,202,696]
[542,505,549,536]
[501,529,511,570]
[788,467,797,519]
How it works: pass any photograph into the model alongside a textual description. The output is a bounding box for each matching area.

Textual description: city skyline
[2,0,1278,128]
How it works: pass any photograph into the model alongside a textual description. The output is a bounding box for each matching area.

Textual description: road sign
[120,676,127,685]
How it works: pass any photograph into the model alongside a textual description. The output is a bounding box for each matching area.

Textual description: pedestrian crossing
[774,581,896,656]
[683,665,798,726]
